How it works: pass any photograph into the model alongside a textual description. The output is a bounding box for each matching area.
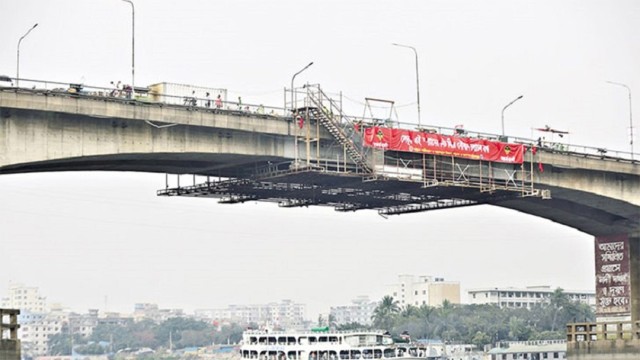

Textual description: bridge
[1,80,639,359]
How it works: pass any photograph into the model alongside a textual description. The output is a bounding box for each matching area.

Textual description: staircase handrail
[304,85,371,173]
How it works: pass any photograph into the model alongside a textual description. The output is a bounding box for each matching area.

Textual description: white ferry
[239,329,444,360]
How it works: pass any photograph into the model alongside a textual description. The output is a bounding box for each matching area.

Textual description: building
[19,309,68,356]
[0,308,20,360]
[133,303,184,323]
[386,275,461,307]
[488,340,566,360]
[1,283,47,313]
[195,300,306,329]
[330,296,377,326]
[467,286,595,309]
[18,306,101,357]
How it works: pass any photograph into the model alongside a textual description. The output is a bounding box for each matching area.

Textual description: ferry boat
[239,328,444,360]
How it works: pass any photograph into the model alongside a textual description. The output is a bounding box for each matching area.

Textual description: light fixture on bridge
[291,61,314,167]
[501,94,524,137]
[121,0,135,96]
[16,23,39,88]
[391,43,422,128]
[606,81,634,159]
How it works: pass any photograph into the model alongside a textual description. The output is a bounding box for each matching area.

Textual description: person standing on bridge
[205,92,211,108]
[215,94,223,109]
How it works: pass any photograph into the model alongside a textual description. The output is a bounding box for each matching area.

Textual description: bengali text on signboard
[362,127,525,164]
[595,234,631,316]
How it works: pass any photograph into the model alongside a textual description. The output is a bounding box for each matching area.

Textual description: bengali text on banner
[363,127,525,164]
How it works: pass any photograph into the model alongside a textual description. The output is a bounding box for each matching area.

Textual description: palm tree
[549,288,569,332]
[372,296,400,331]
[401,304,420,318]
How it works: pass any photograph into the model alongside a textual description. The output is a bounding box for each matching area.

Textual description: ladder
[304,86,372,173]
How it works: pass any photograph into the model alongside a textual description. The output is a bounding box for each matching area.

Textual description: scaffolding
[159,85,549,216]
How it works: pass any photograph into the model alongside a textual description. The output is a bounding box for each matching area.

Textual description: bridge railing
[1,76,636,162]
[567,321,640,342]
[0,76,289,119]
[362,120,637,162]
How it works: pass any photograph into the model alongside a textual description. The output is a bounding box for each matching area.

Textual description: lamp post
[16,23,38,87]
[291,62,313,112]
[290,62,313,165]
[392,43,421,127]
[606,81,634,159]
[501,95,524,136]
[121,0,135,94]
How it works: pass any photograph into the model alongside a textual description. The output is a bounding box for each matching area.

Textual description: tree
[371,296,400,331]
[508,316,531,341]
[328,314,337,329]
[47,332,84,356]
[548,288,569,332]
[471,331,491,349]
[337,322,369,331]
[155,317,212,349]
[89,321,134,352]
[212,323,245,345]
[74,342,107,355]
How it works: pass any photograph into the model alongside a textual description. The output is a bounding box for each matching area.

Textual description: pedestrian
[205,92,211,108]
[215,94,223,108]
[237,96,243,110]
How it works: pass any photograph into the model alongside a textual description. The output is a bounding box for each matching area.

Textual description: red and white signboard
[363,127,525,164]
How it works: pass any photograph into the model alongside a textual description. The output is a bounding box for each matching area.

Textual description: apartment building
[386,275,461,307]
[467,286,595,309]
[330,296,377,326]
[195,299,306,329]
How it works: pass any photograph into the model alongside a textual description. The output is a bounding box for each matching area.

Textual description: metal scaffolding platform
[158,84,549,216]
[158,164,536,216]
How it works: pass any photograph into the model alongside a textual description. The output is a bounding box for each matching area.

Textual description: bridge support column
[629,232,640,324]
[592,232,640,324]
[568,231,640,359]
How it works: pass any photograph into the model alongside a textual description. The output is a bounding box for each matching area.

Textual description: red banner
[363,127,525,164]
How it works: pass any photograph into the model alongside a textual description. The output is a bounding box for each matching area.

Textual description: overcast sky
[1,0,638,318]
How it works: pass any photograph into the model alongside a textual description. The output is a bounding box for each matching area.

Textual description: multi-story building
[133,303,184,323]
[330,296,377,326]
[488,340,567,360]
[467,286,595,309]
[0,308,21,360]
[19,309,68,356]
[386,275,461,307]
[194,299,306,329]
[1,283,47,313]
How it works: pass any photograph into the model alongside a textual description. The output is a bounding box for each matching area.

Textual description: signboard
[362,127,525,164]
[595,234,631,317]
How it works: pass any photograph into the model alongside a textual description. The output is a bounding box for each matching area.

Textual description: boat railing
[243,330,389,336]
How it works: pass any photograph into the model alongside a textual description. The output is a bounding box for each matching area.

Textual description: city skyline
[1,0,636,319]
[1,267,594,318]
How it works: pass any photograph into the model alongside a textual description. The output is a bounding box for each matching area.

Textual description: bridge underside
[0,153,288,178]
[157,167,637,238]
[158,168,521,216]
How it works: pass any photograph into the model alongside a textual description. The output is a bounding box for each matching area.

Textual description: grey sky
[1,0,637,317]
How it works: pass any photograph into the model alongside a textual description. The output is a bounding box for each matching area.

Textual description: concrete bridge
[1,86,639,359]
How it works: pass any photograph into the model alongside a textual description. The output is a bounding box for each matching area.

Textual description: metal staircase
[303,85,372,174]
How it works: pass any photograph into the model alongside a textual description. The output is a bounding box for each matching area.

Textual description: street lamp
[392,43,421,127]
[290,62,313,165]
[16,23,38,87]
[606,81,634,159]
[121,0,135,93]
[501,95,524,136]
[291,62,314,112]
